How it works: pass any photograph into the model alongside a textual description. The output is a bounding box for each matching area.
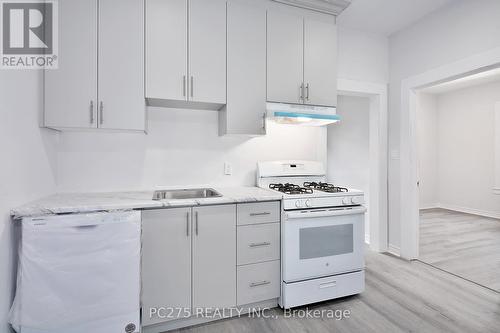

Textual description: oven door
[283,206,366,283]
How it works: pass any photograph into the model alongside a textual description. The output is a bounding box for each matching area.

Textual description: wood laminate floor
[169,249,500,333]
[419,208,500,292]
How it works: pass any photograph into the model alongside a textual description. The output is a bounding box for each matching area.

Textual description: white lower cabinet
[237,261,281,306]
[192,205,236,310]
[141,201,280,330]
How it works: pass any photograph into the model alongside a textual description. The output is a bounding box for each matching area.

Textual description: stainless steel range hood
[266,102,340,126]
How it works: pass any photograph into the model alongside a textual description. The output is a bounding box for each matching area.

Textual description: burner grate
[303,182,348,193]
[269,183,313,195]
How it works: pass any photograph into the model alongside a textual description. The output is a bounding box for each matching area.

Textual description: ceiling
[337,0,455,36]
[420,68,500,95]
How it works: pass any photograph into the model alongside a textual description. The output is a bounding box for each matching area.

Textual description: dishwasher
[9,211,141,333]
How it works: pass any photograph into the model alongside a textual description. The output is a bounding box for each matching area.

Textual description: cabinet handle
[186,212,190,237]
[183,76,186,97]
[99,101,104,125]
[190,76,194,98]
[305,83,310,101]
[250,212,270,217]
[299,83,304,102]
[195,211,199,236]
[89,101,94,124]
[262,112,266,133]
[319,281,336,289]
[249,242,271,248]
[250,281,271,288]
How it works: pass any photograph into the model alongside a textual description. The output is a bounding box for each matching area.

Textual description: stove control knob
[351,197,359,205]
[305,199,312,207]
[295,200,302,208]
[342,197,350,205]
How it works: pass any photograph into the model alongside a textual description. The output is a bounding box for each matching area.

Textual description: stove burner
[269,183,314,195]
[303,182,349,193]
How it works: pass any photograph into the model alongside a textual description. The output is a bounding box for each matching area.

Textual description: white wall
[0,72,58,333]
[337,26,388,84]
[435,80,500,216]
[388,0,500,247]
[417,93,438,209]
[328,95,370,239]
[56,107,327,192]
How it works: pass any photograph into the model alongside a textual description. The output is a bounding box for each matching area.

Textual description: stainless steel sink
[152,188,222,200]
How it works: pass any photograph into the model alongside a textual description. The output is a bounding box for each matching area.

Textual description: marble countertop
[11,186,283,218]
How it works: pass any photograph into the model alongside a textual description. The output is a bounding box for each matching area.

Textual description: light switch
[224,162,232,175]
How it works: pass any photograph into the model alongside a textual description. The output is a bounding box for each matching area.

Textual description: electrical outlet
[224,162,232,175]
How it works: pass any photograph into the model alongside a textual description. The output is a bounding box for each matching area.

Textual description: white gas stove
[257,160,365,309]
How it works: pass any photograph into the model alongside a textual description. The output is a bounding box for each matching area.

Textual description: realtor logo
[1,0,58,69]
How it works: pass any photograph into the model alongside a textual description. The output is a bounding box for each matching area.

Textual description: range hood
[266,102,340,126]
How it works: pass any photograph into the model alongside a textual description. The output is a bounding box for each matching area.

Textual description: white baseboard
[437,203,500,220]
[387,244,400,256]
[419,204,439,210]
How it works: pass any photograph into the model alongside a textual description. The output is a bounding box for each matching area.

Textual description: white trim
[338,78,388,253]
[400,46,500,260]
[419,205,439,210]
[435,203,500,220]
[387,244,400,257]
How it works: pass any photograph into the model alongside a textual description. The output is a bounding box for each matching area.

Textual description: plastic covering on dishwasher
[8,211,141,333]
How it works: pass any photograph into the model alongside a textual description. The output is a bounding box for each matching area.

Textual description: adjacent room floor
[171,250,500,333]
[419,208,500,292]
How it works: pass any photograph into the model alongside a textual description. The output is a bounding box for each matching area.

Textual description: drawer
[282,270,365,309]
[237,261,280,306]
[237,223,280,265]
[237,201,280,226]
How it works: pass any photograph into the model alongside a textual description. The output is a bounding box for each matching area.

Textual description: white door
[145,0,188,101]
[44,0,97,129]
[188,0,226,104]
[283,207,366,283]
[267,10,304,104]
[193,205,236,310]
[142,208,192,326]
[224,0,266,135]
[98,0,145,131]
[304,15,337,107]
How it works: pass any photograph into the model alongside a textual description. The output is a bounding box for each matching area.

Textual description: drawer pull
[249,242,271,248]
[319,281,336,289]
[250,212,271,216]
[250,280,271,288]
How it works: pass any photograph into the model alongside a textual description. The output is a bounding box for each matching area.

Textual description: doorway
[415,73,500,291]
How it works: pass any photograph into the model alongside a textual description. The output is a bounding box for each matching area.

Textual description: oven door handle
[286,207,366,219]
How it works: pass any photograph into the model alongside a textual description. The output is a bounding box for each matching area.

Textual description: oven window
[299,224,354,259]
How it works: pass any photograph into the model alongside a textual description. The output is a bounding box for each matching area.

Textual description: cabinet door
[193,205,236,310]
[99,0,145,131]
[267,10,304,104]
[304,15,337,107]
[145,0,187,101]
[223,0,266,135]
[44,0,97,129]
[188,0,226,104]
[142,208,192,326]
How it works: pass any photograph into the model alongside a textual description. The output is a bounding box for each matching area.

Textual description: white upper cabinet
[145,0,187,102]
[98,0,145,130]
[44,0,97,129]
[304,15,337,107]
[189,0,227,104]
[266,7,338,107]
[220,0,267,136]
[267,10,304,105]
[145,0,226,109]
[44,0,145,131]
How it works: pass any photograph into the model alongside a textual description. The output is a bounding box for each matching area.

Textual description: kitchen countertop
[11,186,283,218]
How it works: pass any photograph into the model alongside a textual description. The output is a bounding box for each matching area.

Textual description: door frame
[399,47,500,259]
[337,79,388,252]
